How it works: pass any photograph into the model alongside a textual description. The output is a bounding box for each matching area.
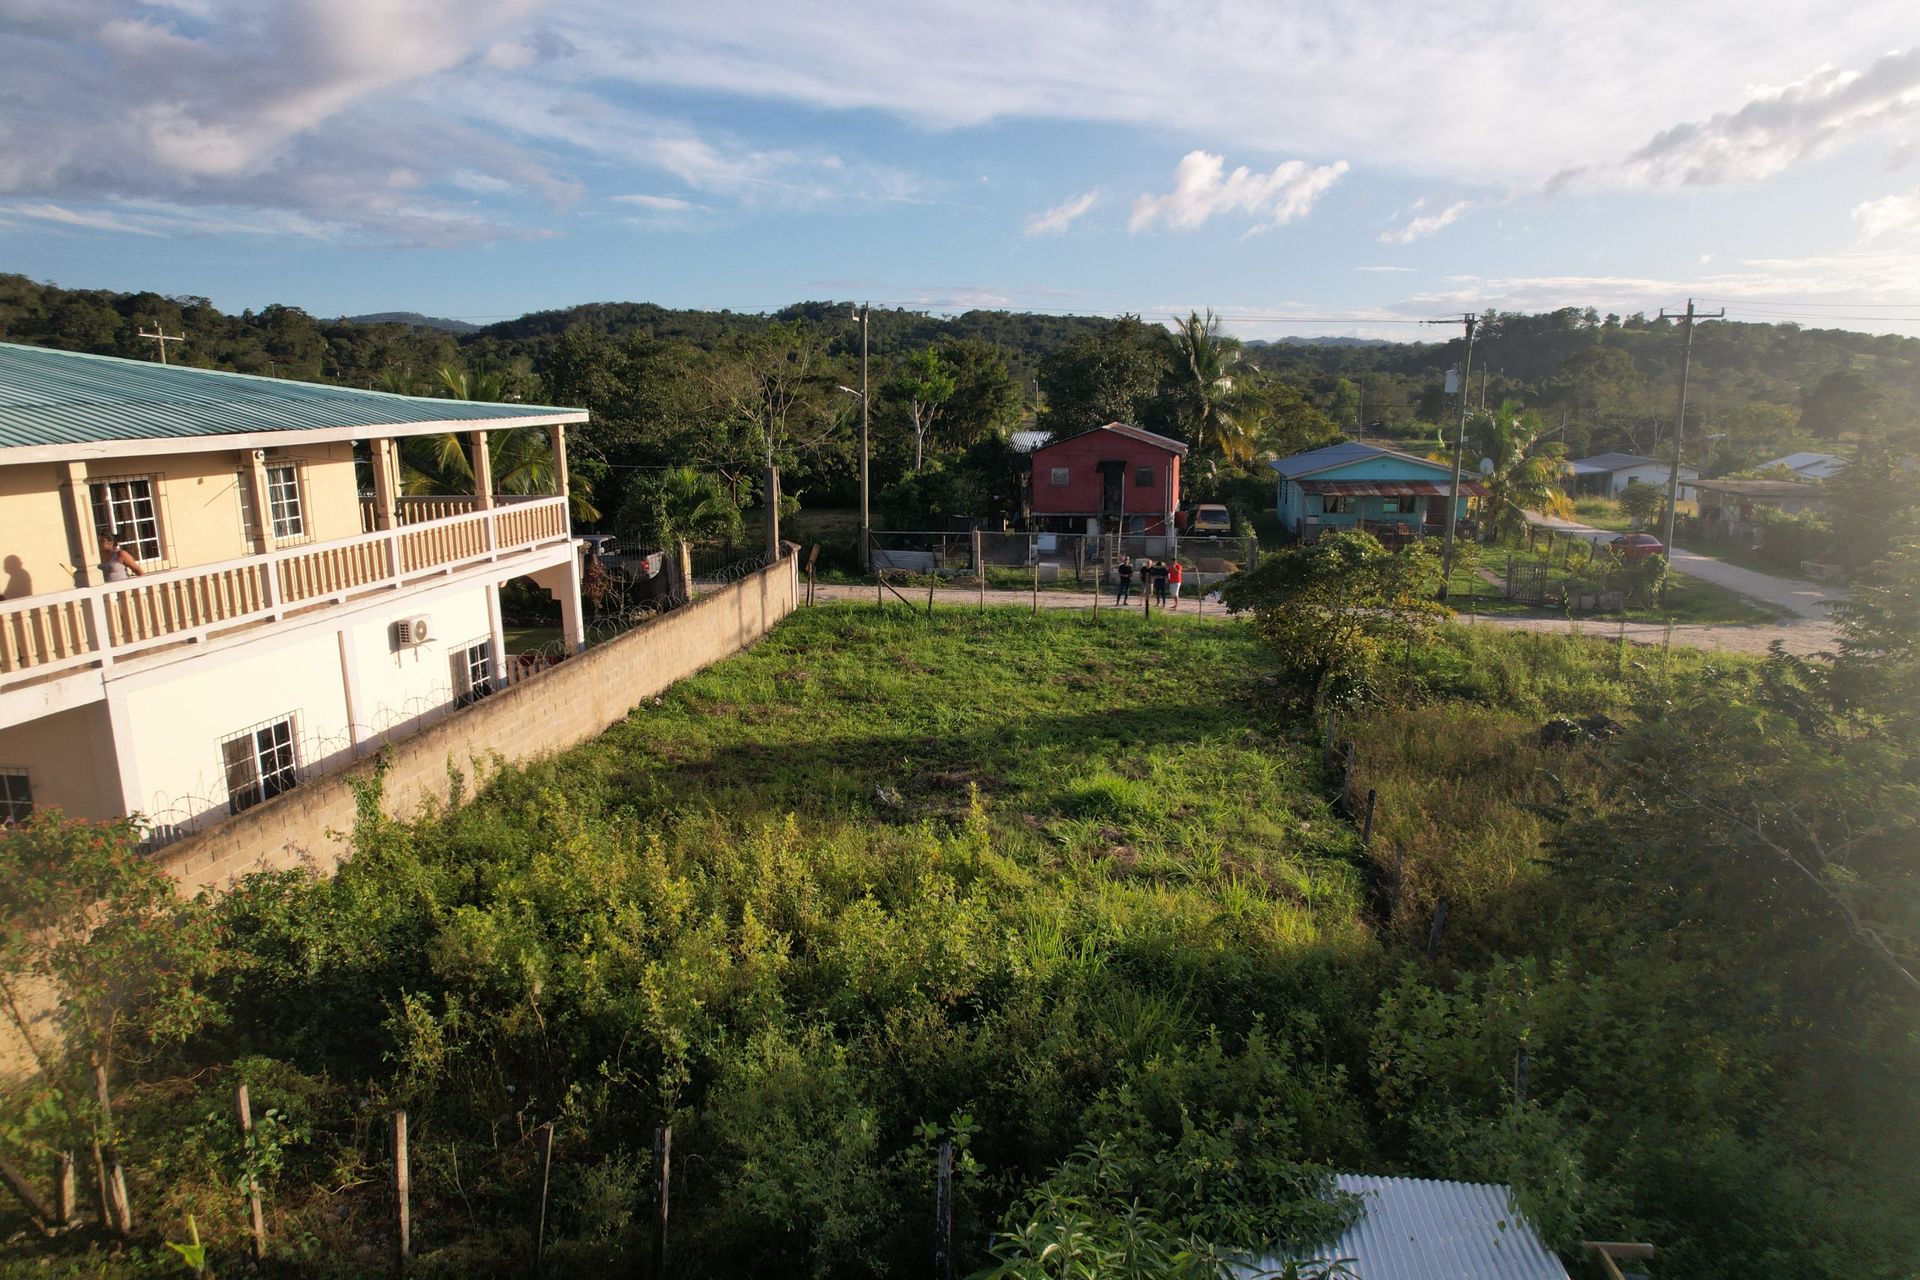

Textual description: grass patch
[1450,541,1782,624]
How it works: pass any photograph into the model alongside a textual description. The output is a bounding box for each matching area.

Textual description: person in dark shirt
[1150,559,1170,604]
[1114,556,1134,604]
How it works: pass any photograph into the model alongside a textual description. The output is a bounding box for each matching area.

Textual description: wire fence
[864,530,1257,591]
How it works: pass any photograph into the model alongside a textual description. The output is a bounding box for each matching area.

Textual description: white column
[560,553,585,653]
[337,628,368,755]
[552,423,569,499]
[103,690,146,820]
[485,583,509,688]
[244,450,275,554]
[371,438,399,531]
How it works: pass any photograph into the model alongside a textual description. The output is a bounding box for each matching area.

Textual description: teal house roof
[1269,441,1449,479]
[0,342,586,461]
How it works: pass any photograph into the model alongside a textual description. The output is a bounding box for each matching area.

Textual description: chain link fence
[866,529,1253,585]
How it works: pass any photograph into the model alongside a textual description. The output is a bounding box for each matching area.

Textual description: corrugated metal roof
[1277,1174,1569,1280]
[1269,441,1448,479]
[1298,479,1486,497]
[0,341,584,453]
[1568,452,1661,473]
[1034,421,1190,456]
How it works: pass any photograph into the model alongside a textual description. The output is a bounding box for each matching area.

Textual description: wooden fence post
[1426,896,1450,962]
[652,1124,671,1280]
[236,1083,267,1261]
[1361,788,1377,849]
[1031,558,1039,616]
[934,1142,954,1280]
[974,529,985,611]
[873,534,883,609]
[392,1109,410,1274]
[531,1123,554,1279]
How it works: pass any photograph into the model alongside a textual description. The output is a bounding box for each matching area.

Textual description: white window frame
[1049,466,1070,487]
[221,714,300,815]
[453,638,495,707]
[0,767,30,823]
[238,460,310,545]
[89,475,167,566]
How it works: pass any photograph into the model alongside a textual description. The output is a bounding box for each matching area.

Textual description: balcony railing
[1,496,571,683]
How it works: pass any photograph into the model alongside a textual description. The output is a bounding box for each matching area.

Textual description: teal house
[1270,442,1483,541]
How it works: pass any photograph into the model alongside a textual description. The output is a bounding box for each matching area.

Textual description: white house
[0,342,587,843]
[1566,452,1697,502]
[1758,451,1846,481]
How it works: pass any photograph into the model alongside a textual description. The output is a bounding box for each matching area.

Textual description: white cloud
[1379,200,1470,244]
[1129,152,1347,234]
[1853,187,1920,239]
[1355,265,1419,273]
[1025,189,1099,236]
[1557,46,1920,190]
[614,194,701,212]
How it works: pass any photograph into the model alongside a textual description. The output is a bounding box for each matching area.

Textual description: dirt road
[808,583,1838,656]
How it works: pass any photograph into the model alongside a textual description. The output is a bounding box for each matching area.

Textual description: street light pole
[856,303,871,568]
[1657,298,1723,554]
[1435,313,1477,600]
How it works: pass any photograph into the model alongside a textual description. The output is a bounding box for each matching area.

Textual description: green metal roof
[0,341,585,455]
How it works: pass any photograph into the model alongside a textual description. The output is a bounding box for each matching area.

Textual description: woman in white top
[98,533,142,582]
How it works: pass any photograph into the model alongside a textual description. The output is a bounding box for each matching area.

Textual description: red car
[1609,533,1666,562]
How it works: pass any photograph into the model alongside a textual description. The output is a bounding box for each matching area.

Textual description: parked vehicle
[1609,532,1666,561]
[1183,503,1232,534]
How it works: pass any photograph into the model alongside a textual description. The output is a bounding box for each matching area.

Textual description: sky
[2,1,1920,339]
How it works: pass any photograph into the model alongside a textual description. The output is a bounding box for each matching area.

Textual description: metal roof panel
[1274,1174,1570,1280]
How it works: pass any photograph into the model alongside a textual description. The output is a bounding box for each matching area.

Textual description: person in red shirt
[1167,559,1184,608]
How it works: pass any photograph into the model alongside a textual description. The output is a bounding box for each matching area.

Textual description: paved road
[1524,514,1846,620]
[809,583,1838,656]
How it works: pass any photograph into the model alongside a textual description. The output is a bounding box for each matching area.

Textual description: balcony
[1,495,572,686]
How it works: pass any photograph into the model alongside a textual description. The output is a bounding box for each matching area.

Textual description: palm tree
[1162,310,1262,464]
[396,364,598,520]
[1462,398,1572,541]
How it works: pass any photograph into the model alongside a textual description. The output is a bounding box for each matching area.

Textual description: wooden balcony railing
[0,496,572,683]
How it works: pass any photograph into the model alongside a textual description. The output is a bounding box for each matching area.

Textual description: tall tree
[884,346,958,473]
[1038,315,1162,437]
[1460,398,1572,541]
[1161,310,1264,464]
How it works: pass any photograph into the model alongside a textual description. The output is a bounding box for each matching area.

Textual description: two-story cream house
[0,341,588,842]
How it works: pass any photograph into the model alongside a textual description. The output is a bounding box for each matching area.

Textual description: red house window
[1050,467,1070,486]
[1135,466,1154,487]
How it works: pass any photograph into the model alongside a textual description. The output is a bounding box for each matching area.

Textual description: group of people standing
[1113,556,1183,607]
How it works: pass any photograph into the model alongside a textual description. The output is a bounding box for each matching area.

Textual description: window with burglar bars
[90,476,165,564]
[221,715,299,815]
[453,639,495,707]
[0,767,30,822]
[238,460,308,543]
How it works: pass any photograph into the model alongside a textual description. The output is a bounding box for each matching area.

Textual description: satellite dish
[1478,457,1495,475]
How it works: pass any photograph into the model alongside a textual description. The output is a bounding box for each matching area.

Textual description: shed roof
[1691,477,1824,500]
[1568,452,1662,474]
[1761,451,1845,475]
[1276,1174,1569,1280]
[0,341,587,464]
[1269,441,1448,479]
[1300,478,1486,497]
[1033,421,1189,457]
[1010,430,1053,454]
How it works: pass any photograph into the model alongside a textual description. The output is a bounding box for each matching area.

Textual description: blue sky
[3,1,1919,338]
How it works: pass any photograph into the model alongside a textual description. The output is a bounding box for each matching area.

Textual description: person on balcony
[98,532,143,582]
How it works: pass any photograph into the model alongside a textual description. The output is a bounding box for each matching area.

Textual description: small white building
[1566,452,1696,502]
[1273,1174,1572,1280]
[0,342,587,843]
[1758,451,1846,481]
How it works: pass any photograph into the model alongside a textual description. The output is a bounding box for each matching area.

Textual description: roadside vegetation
[5,536,1917,1278]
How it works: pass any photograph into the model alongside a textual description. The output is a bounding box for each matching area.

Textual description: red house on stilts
[1027,423,1187,538]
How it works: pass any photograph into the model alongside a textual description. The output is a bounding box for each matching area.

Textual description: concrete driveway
[1524,514,1845,621]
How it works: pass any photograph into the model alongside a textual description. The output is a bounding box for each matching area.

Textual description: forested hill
[2,273,1915,472]
[339,311,480,334]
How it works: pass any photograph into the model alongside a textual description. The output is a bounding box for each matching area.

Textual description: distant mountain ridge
[340,311,481,334]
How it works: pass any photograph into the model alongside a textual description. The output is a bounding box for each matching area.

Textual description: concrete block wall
[156,557,798,895]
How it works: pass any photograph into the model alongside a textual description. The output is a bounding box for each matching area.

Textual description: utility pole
[1426,313,1477,600]
[857,303,871,568]
[138,326,185,365]
[1657,299,1723,552]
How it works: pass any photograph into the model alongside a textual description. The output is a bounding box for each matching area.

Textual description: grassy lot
[1569,496,1636,531]
[1450,540,1783,624]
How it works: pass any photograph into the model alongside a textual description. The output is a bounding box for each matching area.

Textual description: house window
[1050,466,1070,486]
[1380,497,1405,514]
[238,461,308,543]
[1324,497,1356,515]
[1135,466,1154,488]
[221,715,299,815]
[454,639,495,707]
[0,768,30,822]
[90,476,164,564]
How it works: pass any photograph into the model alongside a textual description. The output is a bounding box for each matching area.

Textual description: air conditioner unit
[392,616,432,647]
